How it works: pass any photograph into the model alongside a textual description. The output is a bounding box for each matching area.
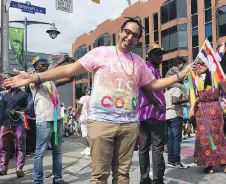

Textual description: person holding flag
[192,46,226,174]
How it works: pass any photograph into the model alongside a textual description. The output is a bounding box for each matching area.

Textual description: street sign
[10,1,46,14]
[56,0,73,13]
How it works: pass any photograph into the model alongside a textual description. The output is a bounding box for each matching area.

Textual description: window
[192,28,199,59]
[153,13,159,44]
[205,22,212,42]
[205,8,212,23]
[192,14,198,28]
[74,45,87,60]
[160,0,187,24]
[191,0,199,59]
[74,45,88,85]
[161,4,168,24]
[204,0,212,43]
[95,33,110,47]
[204,0,211,9]
[112,33,116,46]
[191,0,198,29]
[217,6,226,38]
[191,0,197,14]
[144,17,150,53]
[176,0,187,18]
[168,0,177,21]
[178,24,188,48]
[161,24,187,54]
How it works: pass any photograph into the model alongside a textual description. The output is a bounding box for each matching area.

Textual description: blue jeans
[167,117,183,163]
[34,120,63,184]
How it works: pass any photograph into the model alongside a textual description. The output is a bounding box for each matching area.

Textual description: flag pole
[193,38,208,64]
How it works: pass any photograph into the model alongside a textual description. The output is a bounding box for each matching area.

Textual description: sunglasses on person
[197,62,206,66]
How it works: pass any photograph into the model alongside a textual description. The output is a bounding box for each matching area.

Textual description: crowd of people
[1,17,226,184]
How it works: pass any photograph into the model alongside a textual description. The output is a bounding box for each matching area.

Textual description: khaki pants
[87,120,139,184]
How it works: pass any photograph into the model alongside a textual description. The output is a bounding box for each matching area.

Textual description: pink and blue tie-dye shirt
[78,46,155,123]
[138,62,166,121]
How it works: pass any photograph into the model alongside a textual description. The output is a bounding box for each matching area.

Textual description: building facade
[72,0,226,102]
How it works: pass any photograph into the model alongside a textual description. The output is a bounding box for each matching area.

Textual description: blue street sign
[10,1,46,14]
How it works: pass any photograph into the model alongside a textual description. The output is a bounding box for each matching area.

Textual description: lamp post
[9,17,60,71]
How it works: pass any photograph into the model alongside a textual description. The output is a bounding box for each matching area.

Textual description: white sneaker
[83,147,90,156]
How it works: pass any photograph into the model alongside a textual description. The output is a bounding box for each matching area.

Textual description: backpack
[25,86,39,119]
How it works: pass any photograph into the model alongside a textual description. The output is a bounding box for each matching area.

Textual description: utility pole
[1,0,10,74]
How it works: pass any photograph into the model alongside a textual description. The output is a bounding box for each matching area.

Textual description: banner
[9,27,24,64]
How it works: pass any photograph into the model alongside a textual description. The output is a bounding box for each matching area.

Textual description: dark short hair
[173,57,186,67]
[120,17,143,38]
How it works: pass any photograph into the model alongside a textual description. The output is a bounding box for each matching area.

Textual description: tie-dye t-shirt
[78,46,155,123]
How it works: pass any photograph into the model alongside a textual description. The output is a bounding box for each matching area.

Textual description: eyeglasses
[123,29,140,39]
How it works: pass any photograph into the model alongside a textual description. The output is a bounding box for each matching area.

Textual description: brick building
[71,0,226,105]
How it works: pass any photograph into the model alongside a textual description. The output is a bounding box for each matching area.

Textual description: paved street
[1,135,226,184]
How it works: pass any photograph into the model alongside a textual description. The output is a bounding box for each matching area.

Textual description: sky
[4,0,141,56]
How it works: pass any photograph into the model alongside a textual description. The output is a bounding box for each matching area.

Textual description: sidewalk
[2,135,226,183]
[0,137,92,184]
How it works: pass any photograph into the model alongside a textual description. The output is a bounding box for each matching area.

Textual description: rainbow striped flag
[16,111,30,130]
[197,39,225,87]
[216,43,226,63]
[188,72,196,118]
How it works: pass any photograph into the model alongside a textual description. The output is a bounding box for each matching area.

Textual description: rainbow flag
[216,43,226,63]
[188,72,196,118]
[16,112,30,130]
[197,39,225,87]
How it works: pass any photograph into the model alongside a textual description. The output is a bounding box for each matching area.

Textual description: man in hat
[30,56,72,184]
[165,57,189,169]
[138,43,166,184]
[0,84,28,178]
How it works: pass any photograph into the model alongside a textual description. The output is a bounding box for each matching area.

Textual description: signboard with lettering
[10,1,46,14]
[56,0,73,13]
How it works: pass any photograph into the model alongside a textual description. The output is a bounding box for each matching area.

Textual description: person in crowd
[218,43,226,134]
[28,56,73,184]
[4,17,194,184]
[74,87,91,156]
[0,86,28,178]
[182,79,192,139]
[138,43,166,184]
[194,59,226,174]
[165,57,189,169]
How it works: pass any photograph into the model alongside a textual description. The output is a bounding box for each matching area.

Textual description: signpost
[56,0,73,13]
[10,1,46,14]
